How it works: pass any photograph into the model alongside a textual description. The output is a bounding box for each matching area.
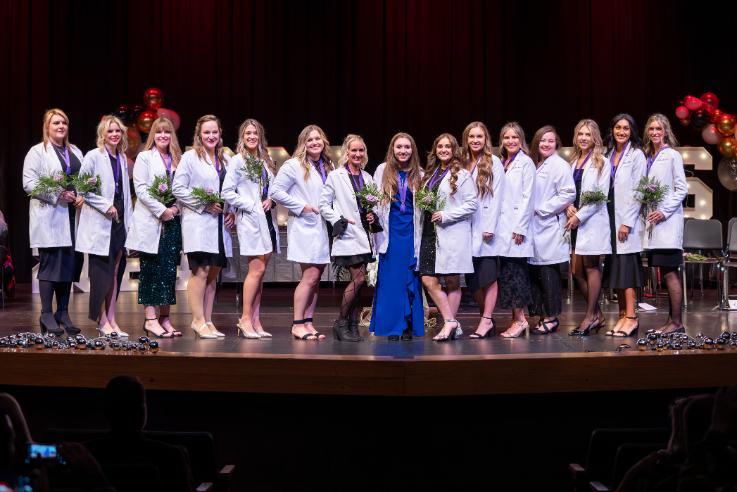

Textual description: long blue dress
[370,173,424,337]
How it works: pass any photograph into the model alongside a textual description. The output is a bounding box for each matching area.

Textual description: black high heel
[143,318,172,338]
[469,316,496,339]
[434,320,461,342]
[303,317,326,340]
[292,319,317,340]
[612,316,639,337]
[54,310,80,335]
[531,317,559,335]
[40,312,63,336]
[569,318,603,336]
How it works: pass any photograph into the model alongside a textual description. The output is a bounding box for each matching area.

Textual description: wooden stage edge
[2,348,737,396]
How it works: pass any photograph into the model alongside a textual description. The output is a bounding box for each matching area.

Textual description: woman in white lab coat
[222,118,280,339]
[271,124,333,340]
[528,126,576,334]
[370,133,425,340]
[565,119,611,336]
[125,117,183,338]
[22,108,85,335]
[602,113,646,337]
[493,122,535,338]
[172,115,235,338]
[642,113,688,334]
[76,115,133,336]
[418,133,478,341]
[461,121,504,338]
[319,134,377,342]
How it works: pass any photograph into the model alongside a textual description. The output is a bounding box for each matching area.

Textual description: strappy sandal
[303,317,326,340]
[531,317,559,335]
[612,316,640,337]
[469,316,496,339]
[291,320,317,340]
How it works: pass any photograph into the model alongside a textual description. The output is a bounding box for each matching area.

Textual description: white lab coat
[609,146,647,254]
[372,163,424,257]
[530,153,576,265]
[270,157,330,264]
[572,156,612,255]
[490,152,536,258]
[171,149,233,256]
[420,169,478,274]
[642,147,687,250]
[319,166,374,257]
[75,148,133,256]
[221,153,281,257]
[22,142,84,248]
[124,149,177,254]
[470,156,505,258]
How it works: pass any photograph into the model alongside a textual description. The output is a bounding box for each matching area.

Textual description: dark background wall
[2,0,736,280]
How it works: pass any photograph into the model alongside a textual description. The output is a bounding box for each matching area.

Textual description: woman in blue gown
[370,133,424,340]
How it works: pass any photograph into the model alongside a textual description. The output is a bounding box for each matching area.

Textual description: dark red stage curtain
[2,0,736,280]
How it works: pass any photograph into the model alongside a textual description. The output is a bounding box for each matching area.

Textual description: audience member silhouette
[84,376,194,492]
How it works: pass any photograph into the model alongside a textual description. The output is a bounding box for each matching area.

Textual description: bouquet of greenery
[242,154,266,186]
[72,173,102,195]
[148,175,175,205]
[191,186,224,207]
[415,187,446,214]
[28,172,71,198]
[635,176,669,239]
[354,183,384,233]
[579,189,609,207]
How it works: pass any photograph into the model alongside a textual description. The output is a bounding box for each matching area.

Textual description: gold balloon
[718,137,737,158]
[716,114,736,136]
[136,110,157,134]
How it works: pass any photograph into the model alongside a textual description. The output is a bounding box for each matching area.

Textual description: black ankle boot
[333,319,361,342]
[348,320,364,342]
[401,326,413,341]
[40,312,63,335]
[55,310,80,335]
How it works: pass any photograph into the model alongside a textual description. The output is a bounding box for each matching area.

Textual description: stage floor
[2,284,737,395]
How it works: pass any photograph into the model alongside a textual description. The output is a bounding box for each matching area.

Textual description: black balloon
[691,109,710,128]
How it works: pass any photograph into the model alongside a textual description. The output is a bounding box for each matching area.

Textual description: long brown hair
[381,132,421,205]
[461,121,494,197]
[529,125,562,165]
[192,114,224,165]
[236,118,275,174]
[423,133,463,196]
[292,124,334,180]
[144,117,182,167]
[642,113,679,158]
[571,119,605,175]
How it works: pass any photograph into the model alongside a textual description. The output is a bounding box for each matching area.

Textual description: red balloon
[684,95,703,111]
[144,88,164,110]
[675,105,690,120]
[157,108,181,131]
[701,92,719,109]
[136,109,158,133]
[679,117,691,127]
[702,124,721,145]
[710,108,724,123]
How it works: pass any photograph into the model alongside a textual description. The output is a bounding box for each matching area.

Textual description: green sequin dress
[138,217,182,306]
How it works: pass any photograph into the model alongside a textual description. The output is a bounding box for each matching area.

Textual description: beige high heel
[206,322,226,338]
[500,320,529,338]
[254,326,272,338]
[191,322,217,339]
[236,321,261,339]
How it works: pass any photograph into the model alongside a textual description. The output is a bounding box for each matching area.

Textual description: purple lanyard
[261,166,269,198]
[427,165,449,190]
[347,165,364,191]
[503,151,520,172]
[647,145,668,174]
[55,145,72,175]
[213,154,221,174]
[312,158,327,184]
[610,142,629,183]
[398,172,408,213]
[159,151,172,175]
[107,151,121,193]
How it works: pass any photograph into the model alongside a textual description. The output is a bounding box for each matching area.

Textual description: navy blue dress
[370,173,424,337]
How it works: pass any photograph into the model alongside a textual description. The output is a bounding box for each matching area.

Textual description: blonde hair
[498,122,529,160]
[423,133,463,196]
[236,118,275,174]
[643,113,679,157]
[192,114,224,165]
[339,134,368,169]
[42,108,70,149]
[292,124,334,180]
[144,117,182,167]
[461,121,494,197]
[96,115,128,154]
[381,132,422,205]
[571,119,605,174]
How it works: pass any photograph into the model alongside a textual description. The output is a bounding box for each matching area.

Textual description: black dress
[88,153,127,321]
[333,171,374,267]
[418,177,453,276]
[187,166,228,270]
[37,146,84,283]
[603,169,644,289]
[571,166,584,250]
